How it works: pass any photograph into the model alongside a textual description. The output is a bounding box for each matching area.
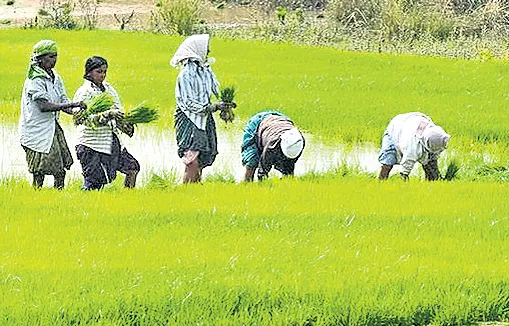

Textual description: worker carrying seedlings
[171,34,236,183]
[19,39,86,190]
[73,56,140,190]
[242,111,305,182]
[378,112,450,181]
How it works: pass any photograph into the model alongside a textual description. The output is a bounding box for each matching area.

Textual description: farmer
[170,34,236,183]
[242,111,305,182]
[19,39,85,189]
[378,112,450,181]
[73,56,140,190]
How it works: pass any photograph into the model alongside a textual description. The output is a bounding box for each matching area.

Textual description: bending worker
[378,112,451,181]
[242,111,305,182]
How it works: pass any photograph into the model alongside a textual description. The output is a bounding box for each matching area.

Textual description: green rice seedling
[473,164,509,182]
[84,92,115,114]
[0,179,508,324]
[220,85,236,103]
[204,170,236,183]
[122,104,159,125]
[443,160,460,181]
[146,171,179,188]
[4,30,509,179]
[219,85,236,123]
[74,92,115,127]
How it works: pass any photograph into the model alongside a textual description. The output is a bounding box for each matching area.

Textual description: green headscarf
[27,40,58,80]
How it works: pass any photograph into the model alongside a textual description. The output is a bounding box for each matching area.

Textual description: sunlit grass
[1,29,509,324]
[2,29,509,146]
[0,179,508,324]
[4,29,509,180]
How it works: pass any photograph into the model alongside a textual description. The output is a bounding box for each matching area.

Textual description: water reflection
[0,123,381,184]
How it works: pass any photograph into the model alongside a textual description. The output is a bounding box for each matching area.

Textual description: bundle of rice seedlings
[220,108,235,123]
[74,92,115,127]
[122,104,159,125]
[220,86,236,103]
[443,160,460,181]
[219,86,236,123]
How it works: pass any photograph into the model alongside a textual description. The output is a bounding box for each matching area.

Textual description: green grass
[1,29,509,324]
[4,28,509,179]
[0,178,508,324]
[2,29,509,146]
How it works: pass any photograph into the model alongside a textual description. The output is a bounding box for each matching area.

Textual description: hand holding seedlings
[103,109,124,120]
[218,86,237,123]
[209,101,236,112]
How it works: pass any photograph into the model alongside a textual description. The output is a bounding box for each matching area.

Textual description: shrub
[472,0,509,32]
[276,6,287,23]
[75,0,101,30]
[150,0,203,35]
[37,0,78,30]
[255,0,324,12]
[326,0,382,29]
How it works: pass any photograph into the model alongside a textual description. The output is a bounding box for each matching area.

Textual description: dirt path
[0,0,156,29]
[0,0,152,19]
[0,0,260,29]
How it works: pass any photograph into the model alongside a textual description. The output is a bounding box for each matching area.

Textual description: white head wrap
[170,34,215,68]
[422,126,450,153]
[280,127,304,159]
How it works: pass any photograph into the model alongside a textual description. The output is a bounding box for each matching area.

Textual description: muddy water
[0,123,380,185]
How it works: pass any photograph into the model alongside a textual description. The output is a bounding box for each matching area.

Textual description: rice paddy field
[0,29,508,325]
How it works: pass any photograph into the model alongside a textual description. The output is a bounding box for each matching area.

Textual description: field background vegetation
[2,29,509,180]
[0,178,508,325]
[0,6,508,325]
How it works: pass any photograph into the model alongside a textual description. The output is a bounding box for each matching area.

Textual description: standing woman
[73,56,140,190]
[19,40,85,189]
[170,34,236,183]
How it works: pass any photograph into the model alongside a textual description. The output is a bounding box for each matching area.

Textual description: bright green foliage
[4,30,509,178]
[220,85,236,103]
[83,91,115,114]
[0,179,507,324]
[1,22,509,326]
[443,160,460,181]
[73,91,115,128]
[2,29,509,147]
[123,104,159,125]
[219,86,236,123]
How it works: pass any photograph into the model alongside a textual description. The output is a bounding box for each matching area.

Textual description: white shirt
[175,60,219,130]
[73,80,123,154]
[386,112,438,175]
[19,70,70,153]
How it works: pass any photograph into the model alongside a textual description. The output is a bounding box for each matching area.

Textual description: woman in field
[19,39,85,189]
[170,34,236,183]
[378,112,450,180]
[242,111,305,182]
[73,56,140,190]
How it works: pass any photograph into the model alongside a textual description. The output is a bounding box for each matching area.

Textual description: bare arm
[36,98,85,114]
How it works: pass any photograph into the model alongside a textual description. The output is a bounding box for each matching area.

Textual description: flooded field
[0,123,381,185]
